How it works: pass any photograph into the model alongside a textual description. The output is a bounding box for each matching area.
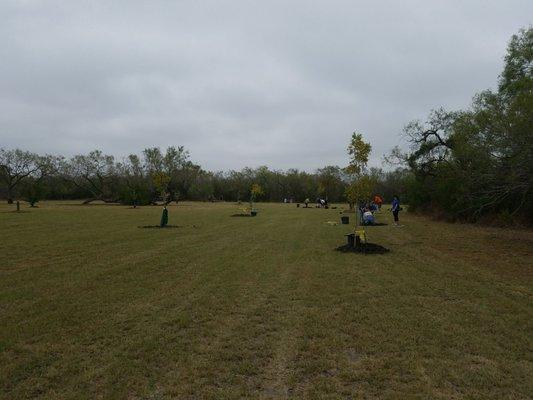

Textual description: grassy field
[1,201,532,399]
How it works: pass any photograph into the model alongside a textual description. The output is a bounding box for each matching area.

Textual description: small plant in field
[249,183,264,215]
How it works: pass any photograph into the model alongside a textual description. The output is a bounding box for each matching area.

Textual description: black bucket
[346,233,355,247]
[341,216,349,224]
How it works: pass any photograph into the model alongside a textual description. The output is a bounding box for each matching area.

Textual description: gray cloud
[1,0,531,170]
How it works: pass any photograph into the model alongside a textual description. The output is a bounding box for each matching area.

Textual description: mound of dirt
[335,243,390,254]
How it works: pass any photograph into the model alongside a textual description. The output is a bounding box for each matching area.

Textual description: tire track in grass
[171,207,314,398]
[258,276,324,399]
[256,215,312,399]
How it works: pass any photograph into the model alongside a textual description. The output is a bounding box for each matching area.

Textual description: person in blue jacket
[391,195,400,226]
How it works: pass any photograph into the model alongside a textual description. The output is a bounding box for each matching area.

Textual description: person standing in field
[391,195,400,226]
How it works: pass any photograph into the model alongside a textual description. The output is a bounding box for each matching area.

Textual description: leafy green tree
[316,166,345,202]
[396,27,532,223]
[142,146,191,204]
[345,132,374,214]
[188,171,215,201]
[499,26,533,97]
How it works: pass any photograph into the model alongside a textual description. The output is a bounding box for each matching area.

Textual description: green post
[160,206,168,227]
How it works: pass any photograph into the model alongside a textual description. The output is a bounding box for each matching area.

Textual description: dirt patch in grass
[335,242,390,254]
[346,348,363,363]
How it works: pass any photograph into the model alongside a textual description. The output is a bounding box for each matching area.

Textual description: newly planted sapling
[249,183,264,216]
[345,132,375,244]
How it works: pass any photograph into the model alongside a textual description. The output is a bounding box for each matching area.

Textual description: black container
[346,233,355,247]
[341,216,349,224]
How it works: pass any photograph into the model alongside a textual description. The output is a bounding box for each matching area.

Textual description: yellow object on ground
[355,229,367,243]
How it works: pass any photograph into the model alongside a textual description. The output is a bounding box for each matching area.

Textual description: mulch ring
[335,243,390,254]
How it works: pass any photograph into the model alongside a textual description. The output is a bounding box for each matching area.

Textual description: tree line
[0,145,409,206]
[2,27,530,224]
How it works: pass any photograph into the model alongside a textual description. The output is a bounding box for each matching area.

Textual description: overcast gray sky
[1,1,531,171]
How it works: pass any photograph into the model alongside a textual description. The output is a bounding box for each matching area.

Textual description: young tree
[250,183,264,213]
[345,132,374,217]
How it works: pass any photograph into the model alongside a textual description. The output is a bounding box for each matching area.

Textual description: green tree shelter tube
[160,207,168,227]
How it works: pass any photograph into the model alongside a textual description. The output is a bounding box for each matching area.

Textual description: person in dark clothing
[391,195,400,226]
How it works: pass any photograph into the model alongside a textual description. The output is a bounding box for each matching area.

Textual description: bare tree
[62,150,118,204]
[22,154,62,207]
[0,148,41,203]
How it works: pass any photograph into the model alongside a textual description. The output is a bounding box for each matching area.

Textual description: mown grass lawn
[1,201,532,399]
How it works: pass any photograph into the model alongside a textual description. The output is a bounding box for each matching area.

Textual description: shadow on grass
[138,225,181,229]
[231,214,255,217]
[138,225,200,229]
[335,243,390,254]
